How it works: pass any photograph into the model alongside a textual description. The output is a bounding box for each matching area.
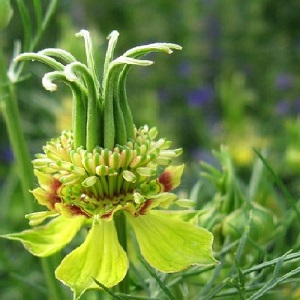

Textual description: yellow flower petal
[55,218,129,299]
[1,215,84,257]
[126,211,217,272]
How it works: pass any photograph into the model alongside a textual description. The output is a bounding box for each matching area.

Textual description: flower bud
[222,202,276,244]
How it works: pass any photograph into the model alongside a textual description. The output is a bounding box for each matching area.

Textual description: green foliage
[0,0,13,30]
[1,0,300,299]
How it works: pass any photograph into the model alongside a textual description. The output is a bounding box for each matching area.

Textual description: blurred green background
[1,0,300,299]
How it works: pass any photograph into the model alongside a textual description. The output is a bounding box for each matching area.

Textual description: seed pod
[222,202,276,244]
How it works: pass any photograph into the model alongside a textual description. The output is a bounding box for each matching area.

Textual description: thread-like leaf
[253,148,300,220]
[139,255,176,300]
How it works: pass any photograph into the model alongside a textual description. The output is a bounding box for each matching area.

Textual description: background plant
[1,0,300,299]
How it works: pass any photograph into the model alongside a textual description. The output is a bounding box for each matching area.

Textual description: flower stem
[2,2,63,299]
[0,51,33,212]
[41,257,64,300]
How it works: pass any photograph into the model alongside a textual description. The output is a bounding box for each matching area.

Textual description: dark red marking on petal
[51,178,62,192]
[68,205,91,218]
[138,199,153,215]
[101,210,113,219]
[158,171,173,192]
[48,178,62,209]
[48,194,61,210]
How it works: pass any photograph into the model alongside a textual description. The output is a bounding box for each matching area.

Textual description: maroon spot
[48,194,61,210]
[51,178,62,192]
[138,199,153,215]
[158,171,173,192]
[68,205,91,218]
[101,211,113,219]
[48,178,62,209]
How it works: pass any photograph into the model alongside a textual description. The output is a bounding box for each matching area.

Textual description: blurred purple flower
[187,86,214,107]
[0,146,14,163]
[157,88,171,103]
[192,147,217,166]
[205,16,221,42]
[275,73,294,90]
[276,99,290,116]
[202,0,216,6]
[294,99,300,113]
[178,62,192,78]
[204,5,222,62]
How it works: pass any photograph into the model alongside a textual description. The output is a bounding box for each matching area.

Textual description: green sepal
[126,211,217,273]
[1,215,85,257]
[55,217,128,299]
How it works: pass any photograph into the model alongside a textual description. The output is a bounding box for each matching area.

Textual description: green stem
[3,2,62,299]
[115,211,129,294]
[31,0,58,51]
[13,0,58,80]
[16,0,32,54]
[1,54,33,212]
[41,257,64,300]
[2,48,64,300]
[1,42,33,213]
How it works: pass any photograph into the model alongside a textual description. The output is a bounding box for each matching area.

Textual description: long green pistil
[15,31,181,153]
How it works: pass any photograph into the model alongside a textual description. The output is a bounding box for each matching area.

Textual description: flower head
[32,126,183,220]
[2,30,217,299]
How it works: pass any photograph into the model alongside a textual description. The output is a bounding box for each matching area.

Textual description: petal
[151,209,201,224]
[34,169,61,193]
[25,211,58,226]
[1,215,84,257]
[126,211,217,273]
[158,165,184,192]
[32,187,55,209]
[55,218,129,299]
[136,193,177,215]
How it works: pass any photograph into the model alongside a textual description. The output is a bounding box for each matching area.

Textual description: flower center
[32,125,182,219]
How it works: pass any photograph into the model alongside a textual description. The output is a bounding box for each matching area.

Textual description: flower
[1,30,217,299]
[187,85,214,107]
[275,73,294,91]
[31,126,184,221]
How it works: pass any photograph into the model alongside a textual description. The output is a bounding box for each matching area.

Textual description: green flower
[2,30,217,299]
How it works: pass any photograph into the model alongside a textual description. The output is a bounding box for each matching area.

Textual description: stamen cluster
[32,125,182,219]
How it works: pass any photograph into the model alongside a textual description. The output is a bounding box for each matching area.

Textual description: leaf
[253,148,300,220]
[139,255,176,300]
[55,218,129,299]
[1,215,84,257]
[126,211,218,273]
